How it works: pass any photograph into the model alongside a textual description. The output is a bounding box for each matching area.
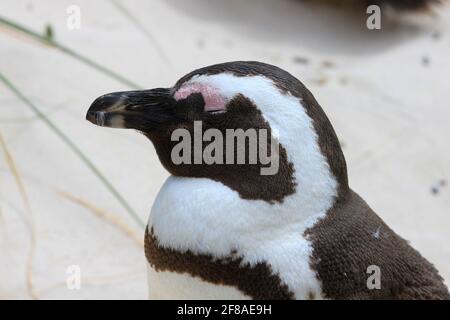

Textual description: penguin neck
[260,102,340,218]
[149,163,337,256]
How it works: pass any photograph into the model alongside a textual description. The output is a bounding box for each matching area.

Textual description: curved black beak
[86,88,174,131]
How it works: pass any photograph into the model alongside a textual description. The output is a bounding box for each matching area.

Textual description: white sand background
[0,0,449,299]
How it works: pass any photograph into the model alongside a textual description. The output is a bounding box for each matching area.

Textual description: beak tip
[86,93,123,127]
[86,110,105,126]
[86,110,96,124]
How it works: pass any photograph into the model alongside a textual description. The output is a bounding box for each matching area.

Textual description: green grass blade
[0,72,145,229]
[0,15,143,90]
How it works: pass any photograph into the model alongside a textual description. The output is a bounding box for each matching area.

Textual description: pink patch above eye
[174,83,226,112]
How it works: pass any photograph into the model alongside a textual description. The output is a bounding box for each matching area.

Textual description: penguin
[311,0,442,11]
[86,61,450,300]
[366,0,441,11]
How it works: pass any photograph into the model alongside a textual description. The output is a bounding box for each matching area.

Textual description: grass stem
[0,15,143,89]
[0,72,145,229]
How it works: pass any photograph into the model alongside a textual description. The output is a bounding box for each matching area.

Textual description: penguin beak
[86,88,175,131]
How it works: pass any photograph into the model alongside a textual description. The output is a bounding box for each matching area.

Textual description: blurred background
[0,0,449,299]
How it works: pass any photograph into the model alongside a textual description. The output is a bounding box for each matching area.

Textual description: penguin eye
[174,83,227,115]
[205,108,227,115]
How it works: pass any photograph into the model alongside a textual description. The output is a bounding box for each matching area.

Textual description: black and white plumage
[367,0,441,10]
[310,0,443,11]
[87,61,449,300]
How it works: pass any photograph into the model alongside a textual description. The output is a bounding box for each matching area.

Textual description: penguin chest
[145,177,331,300]
[145,228,250,299]
[146,263,250,300]
[144,227,319,300]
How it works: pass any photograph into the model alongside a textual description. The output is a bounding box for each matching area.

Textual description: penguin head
[86,64,273,137]
[87,61,348,203]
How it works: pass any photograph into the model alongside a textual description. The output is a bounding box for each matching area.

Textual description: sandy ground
[0,0,449,299]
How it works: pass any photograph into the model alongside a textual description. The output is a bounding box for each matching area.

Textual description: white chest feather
[147,264,251,300]
[147,74,338,299]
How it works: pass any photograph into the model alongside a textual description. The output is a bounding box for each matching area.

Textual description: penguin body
[87,61,449,300]
[312,0,442,11]
[368,0,440,11]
